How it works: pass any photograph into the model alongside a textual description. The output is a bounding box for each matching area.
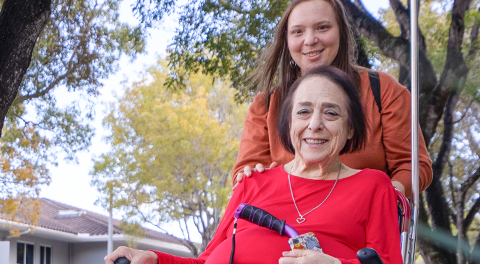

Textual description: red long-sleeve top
[152,167,403,264]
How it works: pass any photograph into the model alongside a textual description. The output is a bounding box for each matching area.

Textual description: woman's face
[287,0,340,75]
[290,76,353,166]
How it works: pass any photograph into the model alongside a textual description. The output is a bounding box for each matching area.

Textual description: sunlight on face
[287,0,341,75]
[290,76,353,167]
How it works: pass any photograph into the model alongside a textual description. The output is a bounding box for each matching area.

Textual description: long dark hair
[250,0,360,112]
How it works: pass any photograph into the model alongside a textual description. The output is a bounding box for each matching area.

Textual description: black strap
[229,218,238,264]
[368,71,382,113]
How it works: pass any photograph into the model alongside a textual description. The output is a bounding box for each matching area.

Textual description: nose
[308,113,324,131]
[304,30,318,46]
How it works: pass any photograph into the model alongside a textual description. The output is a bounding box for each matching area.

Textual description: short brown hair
[278,66,366,155]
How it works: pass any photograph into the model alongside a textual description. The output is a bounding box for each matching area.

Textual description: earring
[290,60,297,68]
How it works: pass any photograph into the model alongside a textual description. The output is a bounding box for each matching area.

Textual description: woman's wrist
[391,181,406,196]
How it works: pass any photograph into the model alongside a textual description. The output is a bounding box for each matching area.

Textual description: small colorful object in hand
[287,232,322,252]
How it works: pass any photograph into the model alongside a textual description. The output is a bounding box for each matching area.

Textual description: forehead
[288,0,336,26]
[293,76,347,105]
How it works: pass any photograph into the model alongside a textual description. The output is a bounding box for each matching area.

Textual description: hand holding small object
[279,250,341,264]
[104,246,157,264]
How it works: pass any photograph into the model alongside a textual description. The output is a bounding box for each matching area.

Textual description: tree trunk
[423,91,459,264]
[417,193,435,264]
[0,0,51,134]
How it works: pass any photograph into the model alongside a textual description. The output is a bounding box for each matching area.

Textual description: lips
[305,139,327,144]
[303,50,323,57]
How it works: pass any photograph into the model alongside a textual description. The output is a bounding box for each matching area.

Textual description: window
[40,246,52,264]
[16,242,34,264]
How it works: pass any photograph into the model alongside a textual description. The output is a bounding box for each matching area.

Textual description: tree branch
[341,0,409,67]
[389,0,427,51]
[459,167,480,194]
[454,99,475,124]
[178,218,199,257]
[136,209,170,234]
[467,7,480,60]
[15,65,77,105]
[464,187,480,231]
[456,167,480,263]
[423,91,459,264]
[353,0,368,14]
[426,0,472,144]
[388,0,409,37]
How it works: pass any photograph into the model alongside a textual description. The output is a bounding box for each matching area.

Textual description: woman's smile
[304,50,323,58]
[304,138,327,145]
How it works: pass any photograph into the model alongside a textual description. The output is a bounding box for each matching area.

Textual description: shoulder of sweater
[360,70,410,99]
[356,169,392,185]
[358,68,401,86]
[248,93,269,115]
[377,71,404,86]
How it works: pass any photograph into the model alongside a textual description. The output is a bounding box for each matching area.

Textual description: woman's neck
[286,159,343,180]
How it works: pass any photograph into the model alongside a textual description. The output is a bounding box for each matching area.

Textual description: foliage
[119,221,146,248]
[163,0,289,102]
[0,0,145,232]
[91,60,248,256]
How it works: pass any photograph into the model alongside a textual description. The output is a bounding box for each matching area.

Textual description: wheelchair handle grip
[114,257,131,264]
[357,248,384,264]
[234,203,288,236]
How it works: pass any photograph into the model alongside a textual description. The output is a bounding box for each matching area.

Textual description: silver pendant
[297,217,306,224]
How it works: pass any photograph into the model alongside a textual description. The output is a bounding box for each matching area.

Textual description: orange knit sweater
[232,69,433,198]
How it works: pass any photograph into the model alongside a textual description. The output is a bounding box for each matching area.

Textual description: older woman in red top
[105,66,403,264]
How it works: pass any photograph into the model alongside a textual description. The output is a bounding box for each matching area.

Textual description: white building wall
[0,241,10,264]
[71,240,194,264]
[1,229,194,264]
[2,233,69,264]
[71,242,107,264]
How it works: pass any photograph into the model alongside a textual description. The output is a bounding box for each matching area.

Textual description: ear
[347,124,354,140]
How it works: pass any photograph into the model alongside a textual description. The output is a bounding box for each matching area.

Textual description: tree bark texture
[424,0,471,146]
[0,0,51,135]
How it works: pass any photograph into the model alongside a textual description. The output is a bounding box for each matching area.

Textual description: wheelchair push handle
[114,257,130,264]
[234,203,300,237]
[357,248,384,264]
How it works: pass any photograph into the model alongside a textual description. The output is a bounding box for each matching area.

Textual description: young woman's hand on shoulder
[233,162,278,190]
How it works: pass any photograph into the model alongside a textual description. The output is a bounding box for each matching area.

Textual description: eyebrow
[296,101,312,107]
[296,101,341,109]
[288,20,331,29]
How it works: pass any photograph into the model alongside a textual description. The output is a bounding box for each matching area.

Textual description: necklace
[288,164,341,224]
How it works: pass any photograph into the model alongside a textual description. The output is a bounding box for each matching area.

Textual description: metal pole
[108,185,113,254]
[409,0,420,262]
